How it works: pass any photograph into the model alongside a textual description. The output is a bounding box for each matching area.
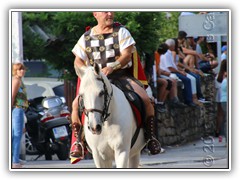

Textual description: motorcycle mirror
[38,112,44,116]
[60,97,66,104]
[63,106,68,110]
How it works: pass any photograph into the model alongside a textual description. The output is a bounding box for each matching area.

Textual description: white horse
[77,64,146,168]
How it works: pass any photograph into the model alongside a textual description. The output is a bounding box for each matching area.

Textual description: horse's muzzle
[88,124,102,135]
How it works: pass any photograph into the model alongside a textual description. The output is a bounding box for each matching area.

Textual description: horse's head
[78,63,112,135]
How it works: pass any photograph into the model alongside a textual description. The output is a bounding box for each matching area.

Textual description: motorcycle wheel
[25,132,39,155]
[56,142,70,160]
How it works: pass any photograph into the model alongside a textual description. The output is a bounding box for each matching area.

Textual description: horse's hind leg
[128,153,141,168]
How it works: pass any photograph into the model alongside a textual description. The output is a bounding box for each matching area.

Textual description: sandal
[70,141,85,159]
[12,163,23,168]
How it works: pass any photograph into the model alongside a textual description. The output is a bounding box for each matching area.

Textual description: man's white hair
[165,39,175,47]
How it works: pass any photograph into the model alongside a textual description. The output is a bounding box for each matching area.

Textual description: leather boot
[70,123,85,159]
[145,116,161,155]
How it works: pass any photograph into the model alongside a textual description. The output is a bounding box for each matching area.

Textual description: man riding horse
[71,12,161,161]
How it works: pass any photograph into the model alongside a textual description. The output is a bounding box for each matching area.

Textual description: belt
[14,105,28,110]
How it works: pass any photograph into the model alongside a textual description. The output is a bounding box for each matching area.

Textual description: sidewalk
[21,136,229,170]
[139,136,228,169]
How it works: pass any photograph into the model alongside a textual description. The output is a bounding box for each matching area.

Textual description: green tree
[157,12,181,43]
[23,12,94,82]
[115,12,162,55]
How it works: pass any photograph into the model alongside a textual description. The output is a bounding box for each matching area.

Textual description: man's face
[93,12,114,26]
[169,44,175,51]
[178,38,185,45]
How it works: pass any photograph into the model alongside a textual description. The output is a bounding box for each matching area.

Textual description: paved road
[20,136,229,170]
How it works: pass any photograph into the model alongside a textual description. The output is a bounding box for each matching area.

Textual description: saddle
[112,78,146,126]
[111,78,146,148]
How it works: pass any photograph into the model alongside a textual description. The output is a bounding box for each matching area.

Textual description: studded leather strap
[84,25,121,67]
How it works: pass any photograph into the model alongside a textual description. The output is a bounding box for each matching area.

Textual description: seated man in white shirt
[159,42,197,107]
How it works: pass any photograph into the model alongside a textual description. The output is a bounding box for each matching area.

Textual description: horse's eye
[99,90,105,97]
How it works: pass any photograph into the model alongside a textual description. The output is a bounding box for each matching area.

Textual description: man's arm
[182,47,199,56]
[101,45,134,76]
[168,67,186,76]
[73,55,88,78]
[157,67,171,77]
[117,45,134,67]
[183,46,211,61]
[74,55,86,69]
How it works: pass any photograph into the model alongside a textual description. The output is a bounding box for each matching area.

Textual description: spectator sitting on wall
[178,32,218,74]
[145,71,167,113]
[177,31,201,71]
[159,41,197,107]
[186,36,197,50]
[166,38,203,106]
[155,44,186,109]
[173,38,206,104]
[174,37,203,77]
[195,36,218,74]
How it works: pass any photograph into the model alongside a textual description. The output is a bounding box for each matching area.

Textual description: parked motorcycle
[25,96,71,160]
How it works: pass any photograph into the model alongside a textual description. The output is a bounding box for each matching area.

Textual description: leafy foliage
[158,12,181,43]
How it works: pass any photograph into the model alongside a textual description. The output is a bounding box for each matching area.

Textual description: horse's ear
[93,63,100,75]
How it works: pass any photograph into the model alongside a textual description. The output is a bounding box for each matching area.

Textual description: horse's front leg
[92,151,113,168]
[128,153,141,168]
[114,150,130,168]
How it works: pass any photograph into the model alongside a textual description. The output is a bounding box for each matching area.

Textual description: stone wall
[156,74,217,146]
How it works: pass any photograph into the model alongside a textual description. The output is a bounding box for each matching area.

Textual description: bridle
[78,76,113,124]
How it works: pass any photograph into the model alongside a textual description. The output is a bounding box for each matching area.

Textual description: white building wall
[11,12,23,63]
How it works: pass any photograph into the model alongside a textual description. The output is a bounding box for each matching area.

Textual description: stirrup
[70,141,85,160]
[146,137,161,155]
